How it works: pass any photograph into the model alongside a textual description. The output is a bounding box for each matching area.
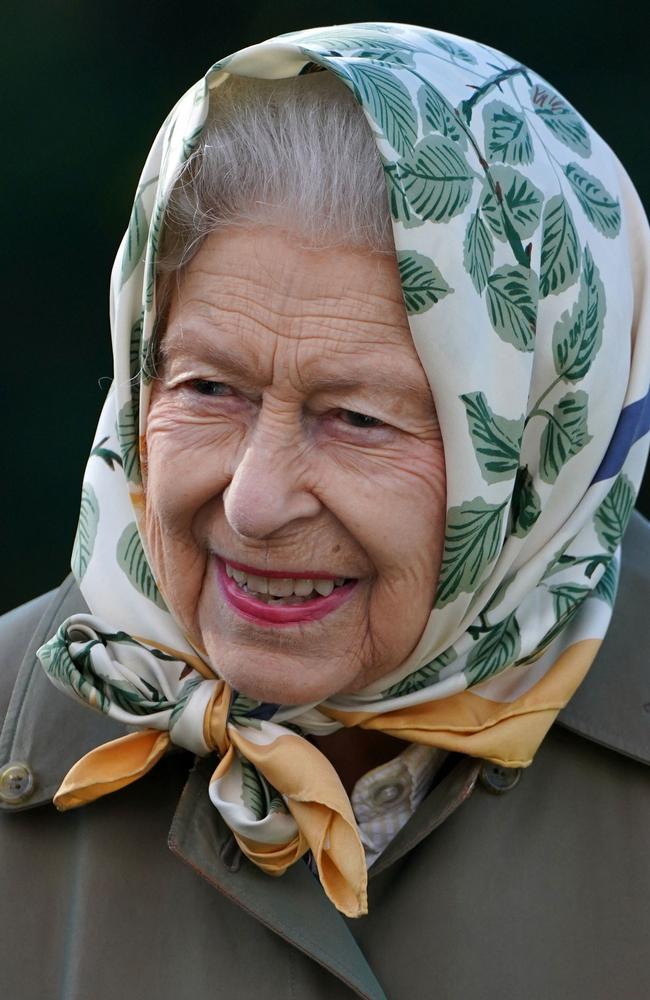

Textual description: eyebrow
[159,335,265,384]
[159,331,432,403]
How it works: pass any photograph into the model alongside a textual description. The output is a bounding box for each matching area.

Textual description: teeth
[224,562,349,600]
[268,578,294,597]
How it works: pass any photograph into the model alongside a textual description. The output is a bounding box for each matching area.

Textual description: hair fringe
[155,71,395,325]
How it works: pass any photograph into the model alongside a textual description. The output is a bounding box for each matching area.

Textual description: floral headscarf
[38,23,650,917]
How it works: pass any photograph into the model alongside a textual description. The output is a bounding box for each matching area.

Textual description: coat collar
[168,754,391,1000]
[555,509,650,765]
[2,510,648,818]
[0,574,126,812]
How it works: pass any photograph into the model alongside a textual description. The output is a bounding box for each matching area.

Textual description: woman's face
[144,227,446,704]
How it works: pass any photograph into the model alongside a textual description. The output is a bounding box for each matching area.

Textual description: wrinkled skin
[144,227,446,707]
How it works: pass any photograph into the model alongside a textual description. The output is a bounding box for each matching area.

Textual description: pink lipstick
[215,557,358,626]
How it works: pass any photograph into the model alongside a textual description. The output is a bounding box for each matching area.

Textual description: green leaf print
[463,210,494,294]
[552,246,605,381]
[547,582,591,620]
[593,474,635,553]
[305,27,415,66]
[344,63,417,157]
[530,84,591,157]
[383,162,425,228]
[144,198,165,310]
[523,602,581,664]
[239,756,267,821]
[564,163,621,238]
[182,124,204,161]
[539,541,610,583]
[303,28,405,53]
[382,648,457,699]
[120,191,148,288]
[117,401,141,485]
[351,44,416,67]
[417,84,467,148]
[39,632,78,695]
[429,35,477,64]
[461,391,523,483]
[465,611,521,684]
[116,524,167,610]
[483,101,534,165]
[129,313,144,381]
[436,497,508,607]
[71,483,100,581]
[169,676,202,728]
[485,264,538,352]
[539,390,592,484]
[398,251,453,313]
[481,166,543,242]
[90,436,122,472]
[510,465,542,537]
[541,539,576,580]
[397,135,474,223]
[459,65,532,125]
[230,693,263,721]
[593,558,619,606]
[539,195,581,298]
[268,790,288,815]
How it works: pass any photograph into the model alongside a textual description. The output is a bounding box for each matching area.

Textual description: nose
[223,417,322,539]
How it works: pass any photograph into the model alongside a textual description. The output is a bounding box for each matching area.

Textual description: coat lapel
[367,755,481,879]
[168,755,388,1000]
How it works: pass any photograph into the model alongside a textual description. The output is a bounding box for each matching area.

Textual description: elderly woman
[1,21,649,1000]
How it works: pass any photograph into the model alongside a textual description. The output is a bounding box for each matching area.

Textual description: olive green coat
[1,512,649,1000]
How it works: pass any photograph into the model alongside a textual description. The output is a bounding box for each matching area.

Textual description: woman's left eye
[190,379,232,396]
[339,409,384,429]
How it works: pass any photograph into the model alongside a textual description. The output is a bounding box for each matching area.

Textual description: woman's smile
[215,554,360,625]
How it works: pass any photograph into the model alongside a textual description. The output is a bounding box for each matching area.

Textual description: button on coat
[478,762,522,795]
[0,760,34,804]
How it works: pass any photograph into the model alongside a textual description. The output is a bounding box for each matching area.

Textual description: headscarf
[38,23,650,918]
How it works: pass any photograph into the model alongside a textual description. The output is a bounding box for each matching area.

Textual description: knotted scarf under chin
[38,617,368,918]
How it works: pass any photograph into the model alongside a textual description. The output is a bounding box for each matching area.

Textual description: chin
[208,647,357,706]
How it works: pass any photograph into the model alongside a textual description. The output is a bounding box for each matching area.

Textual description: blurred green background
[2,1,648,613]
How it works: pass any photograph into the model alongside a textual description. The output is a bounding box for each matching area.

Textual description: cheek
[321,436,447,574]
[142,400,243,631]
[345,441,446,689]
[144,398,242,528]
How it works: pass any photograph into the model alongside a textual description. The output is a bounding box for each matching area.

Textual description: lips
[215,556,359,626]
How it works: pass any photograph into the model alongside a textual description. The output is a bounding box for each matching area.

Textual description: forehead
[160,227,429,390]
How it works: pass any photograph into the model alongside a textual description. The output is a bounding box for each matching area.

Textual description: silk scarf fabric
[38,23,650,917]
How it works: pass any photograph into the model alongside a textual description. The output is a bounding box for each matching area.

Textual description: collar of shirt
[350,743,449,868]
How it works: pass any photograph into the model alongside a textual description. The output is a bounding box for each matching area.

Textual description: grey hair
[155,69,394,323]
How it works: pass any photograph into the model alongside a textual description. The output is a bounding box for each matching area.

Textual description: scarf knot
[38,616,369,918]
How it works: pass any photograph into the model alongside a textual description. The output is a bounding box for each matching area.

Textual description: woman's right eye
[339,409,384,429]
[190,379,232,396]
